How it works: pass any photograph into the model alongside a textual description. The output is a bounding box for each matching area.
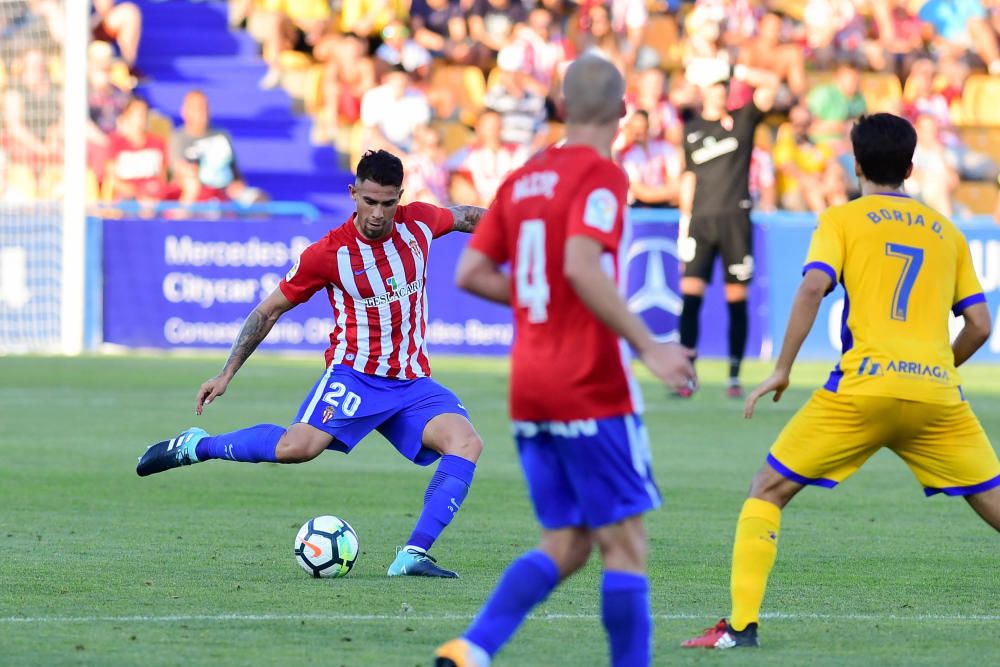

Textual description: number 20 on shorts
[322,382,362,417]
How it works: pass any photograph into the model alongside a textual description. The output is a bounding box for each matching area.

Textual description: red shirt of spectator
[108,131,171,199]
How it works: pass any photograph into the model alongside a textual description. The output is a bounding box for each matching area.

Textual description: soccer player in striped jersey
[137,150,487,578]
[683,114,1000,650]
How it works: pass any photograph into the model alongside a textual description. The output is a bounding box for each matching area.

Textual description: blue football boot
[136,427,208,477]
[387,547,458,578]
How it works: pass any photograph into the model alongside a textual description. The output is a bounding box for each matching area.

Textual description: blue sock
[407,455,476,551]
[602,571,652,667]
[464,550,560,657]
[195,424,284,463]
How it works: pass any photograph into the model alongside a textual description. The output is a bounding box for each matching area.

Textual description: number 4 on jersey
[516,220,550,323]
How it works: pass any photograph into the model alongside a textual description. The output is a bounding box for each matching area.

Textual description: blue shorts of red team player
[295,364,470,466]
[514,414,662,529]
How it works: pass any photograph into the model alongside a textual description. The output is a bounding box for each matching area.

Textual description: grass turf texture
[1,355,998,666]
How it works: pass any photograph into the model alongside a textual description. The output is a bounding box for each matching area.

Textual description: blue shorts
[515,414,662,530]
[295,365,470,466]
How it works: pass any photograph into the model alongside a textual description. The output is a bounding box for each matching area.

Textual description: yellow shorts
[768,390,1000,496]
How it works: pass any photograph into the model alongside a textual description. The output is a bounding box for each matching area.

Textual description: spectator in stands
[105,96,178,205]
[575,2,627,72]
[92,0,142,70]
[254,0,332,90]
[773,103,848,213]
[903,57,998,183]
[2,48,61,166]
[919,0,1000,75]
[806,61,866,148]
[374,19,432,80]
[618,110,682,207]
[738,12,806,105]
[870,0,925,76]
[171,90,264,206]
[513,7,566,96]
[748,144,777,213]
[468,0,527,57]
[906,112,959,217]
[607,0,649,68]
[0,149,33,203]
[339,0,408,41]
[448,108,527,207]
[483,46,549,153]
[312,33,374,145]
[360,66,431,155]
[410,0,485,66]
[403,124,450,206]
[803,0,880,70]
[626,67,682,147]
[1,0,63,51]
[87,41,130,180]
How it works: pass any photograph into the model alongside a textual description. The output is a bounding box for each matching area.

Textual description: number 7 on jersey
[515,219,550,323]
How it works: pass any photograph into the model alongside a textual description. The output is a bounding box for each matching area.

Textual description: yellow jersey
[804,193,985,404]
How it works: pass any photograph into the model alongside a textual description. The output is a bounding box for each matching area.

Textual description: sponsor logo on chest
[690,136,739,165]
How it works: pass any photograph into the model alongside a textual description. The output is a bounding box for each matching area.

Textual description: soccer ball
[293,515,360,578]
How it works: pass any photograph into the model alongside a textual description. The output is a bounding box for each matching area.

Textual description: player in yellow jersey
[683,113,1000,650]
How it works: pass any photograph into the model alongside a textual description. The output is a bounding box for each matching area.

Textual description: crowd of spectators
[3,0,1000,221]
[232,0,1000,219]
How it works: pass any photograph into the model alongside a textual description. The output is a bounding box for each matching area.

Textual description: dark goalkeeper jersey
[682,102,764,216]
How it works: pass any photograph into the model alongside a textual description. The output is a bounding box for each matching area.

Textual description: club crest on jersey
[322,405,335,423]
[386,276,399,292]
[408,239,423,260]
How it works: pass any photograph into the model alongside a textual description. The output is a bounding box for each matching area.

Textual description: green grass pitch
[1,354,998,666]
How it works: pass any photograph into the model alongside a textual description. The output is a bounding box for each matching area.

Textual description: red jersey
[279,202,453,378]
[470,144,641,421]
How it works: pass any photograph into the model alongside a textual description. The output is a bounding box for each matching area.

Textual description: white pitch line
[2,612,999,624]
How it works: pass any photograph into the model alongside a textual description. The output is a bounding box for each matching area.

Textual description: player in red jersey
[137,150,487,578]
[434,54,697,667]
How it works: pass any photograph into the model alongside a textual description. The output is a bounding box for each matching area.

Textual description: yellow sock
[730,498,781,631]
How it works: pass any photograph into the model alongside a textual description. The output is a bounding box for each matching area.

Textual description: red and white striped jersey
[278,202,454,378]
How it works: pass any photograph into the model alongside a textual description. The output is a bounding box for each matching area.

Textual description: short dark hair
[355,150,404,188]
[850,113,916,187]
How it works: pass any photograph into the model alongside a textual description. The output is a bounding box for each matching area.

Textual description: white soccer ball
[293,515,360,578]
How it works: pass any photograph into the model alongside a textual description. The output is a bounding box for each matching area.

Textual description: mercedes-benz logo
[626,237,682,343]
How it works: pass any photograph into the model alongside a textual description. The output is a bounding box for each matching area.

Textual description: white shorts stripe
[299,366,333,423]
[625,414,660,508]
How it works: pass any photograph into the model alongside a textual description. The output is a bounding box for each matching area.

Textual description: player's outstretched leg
[434,529,590,666]
[595,516,653,666]
[390,414,480,578]
[136,424,285,476]
[684,466,800,649]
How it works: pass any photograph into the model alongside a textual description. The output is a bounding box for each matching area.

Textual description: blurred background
[1,0,1000,359]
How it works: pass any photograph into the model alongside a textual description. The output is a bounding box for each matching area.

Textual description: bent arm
[953,301,992,367]
[218,288,297,380]
[448,204,488,233]
[455,248,510,305]
[772,269,831,375]
[564,235,656,355]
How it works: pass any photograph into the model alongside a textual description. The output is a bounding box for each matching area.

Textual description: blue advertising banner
[99,212,1000,362]
[101,218,513,355]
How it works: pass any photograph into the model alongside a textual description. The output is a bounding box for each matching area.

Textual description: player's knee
[275,434,322,463]
[596,518,647,572]
[748,465,798,508]
[442,430,483,462]
[540,529,593,579]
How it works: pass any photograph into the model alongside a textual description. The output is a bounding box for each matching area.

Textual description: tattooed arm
[195,288,297,415]
[448,205,488,233]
